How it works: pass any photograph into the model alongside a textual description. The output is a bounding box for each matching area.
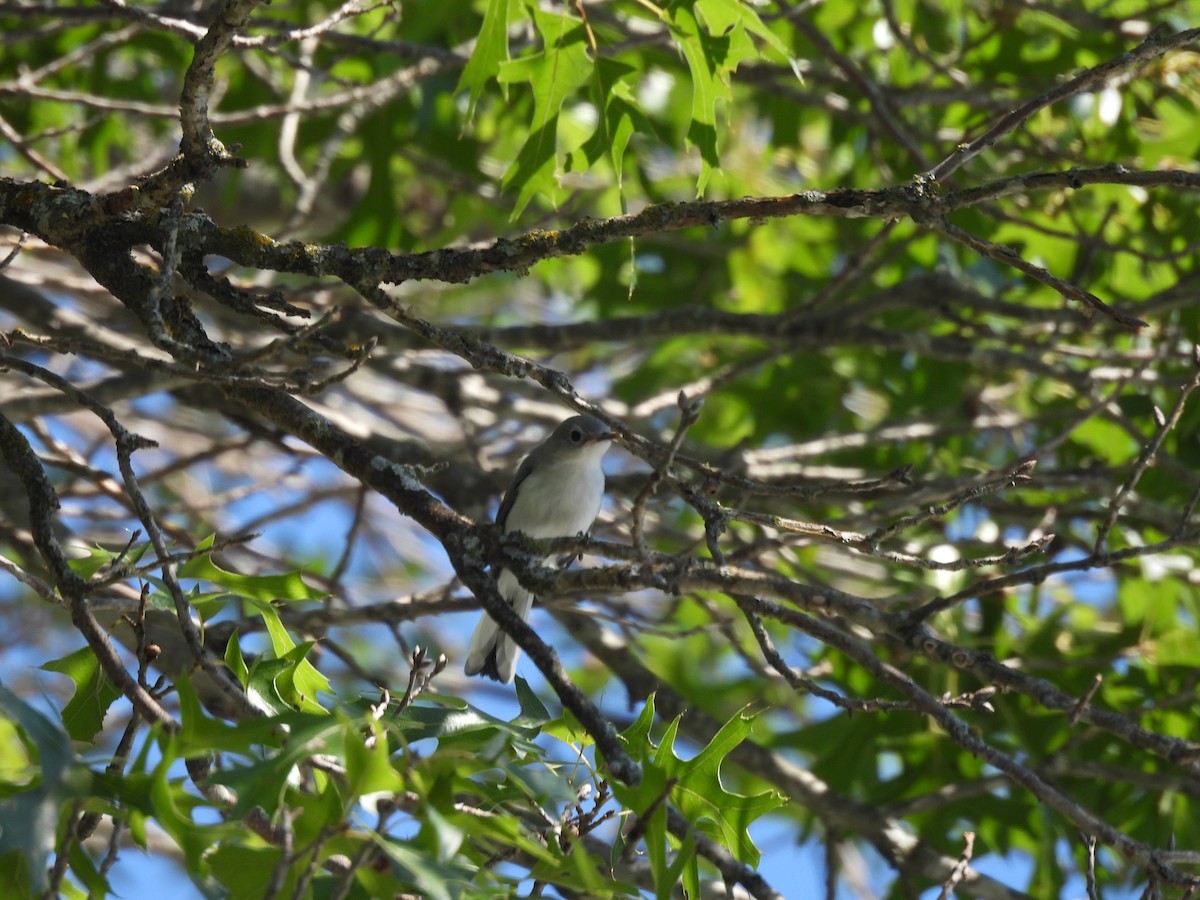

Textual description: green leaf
[0,686,90,893]
[146,734,233,878]
[498,9,592,214]
[174,674,290,759]
[697,0,798,70]
[456,0,511,123]
[1070,416,1139,466]
[224,629,249,686]
[235,597,331,713]
[669,1,724,193]
[580,58,645,187]
[67,840,110,897]
[0,717,31,785]
[373,837,469,900]
[177,552,326,603]
[209,714,347,818]
[608,703,784,896]
[0,850,33,898]
[395,699,543,755]
[244,656,300,717]
[666,710,785,867]
[276,640,332,714]
[501,116,562,216]
[664,0,779,194]
[512,675,551,725]
[422,803,465,864]
[40,647,123,743]
[668,824,699,900]
[208,844,287,900]
[66,541,150,580]
[343,715,404,801]
[621,695,657,748]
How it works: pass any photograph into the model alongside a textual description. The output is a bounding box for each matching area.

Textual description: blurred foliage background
[2,0,1200,897]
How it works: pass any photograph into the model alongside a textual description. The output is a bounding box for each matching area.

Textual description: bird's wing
[495,456,535,530]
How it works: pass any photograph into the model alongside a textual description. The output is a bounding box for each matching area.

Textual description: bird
[464,414,616,682]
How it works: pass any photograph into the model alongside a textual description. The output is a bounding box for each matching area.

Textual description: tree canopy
[2,0,1200,897]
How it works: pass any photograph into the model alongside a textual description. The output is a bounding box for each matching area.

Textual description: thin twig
[0,353,258,719]
[0,229,27,270]
[937,831,976,900]
[0,110,69,181]
[631,391,702,552]
[1082,832,1100,900]
[1094,360,1200,552]
[0,408,176,728]
[867,459,1038,547]
[1068,675,1104,727]
[925,27,1200,181]
[44,801,83,900]
[926,216,1146,329]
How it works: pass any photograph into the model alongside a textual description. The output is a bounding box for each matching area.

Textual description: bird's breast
[503,462,604,538]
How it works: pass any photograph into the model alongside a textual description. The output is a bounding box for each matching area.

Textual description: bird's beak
[586,431,618,444]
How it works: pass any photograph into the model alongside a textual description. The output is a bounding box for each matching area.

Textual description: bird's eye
[570,427,583,443]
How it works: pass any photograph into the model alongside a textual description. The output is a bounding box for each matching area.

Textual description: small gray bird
[464,415,616,682]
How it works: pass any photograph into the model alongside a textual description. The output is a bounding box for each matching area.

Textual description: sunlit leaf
[39,647,122,743]
[457,0,512,123]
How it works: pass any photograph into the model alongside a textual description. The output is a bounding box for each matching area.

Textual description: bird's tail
[464,569,534,683]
